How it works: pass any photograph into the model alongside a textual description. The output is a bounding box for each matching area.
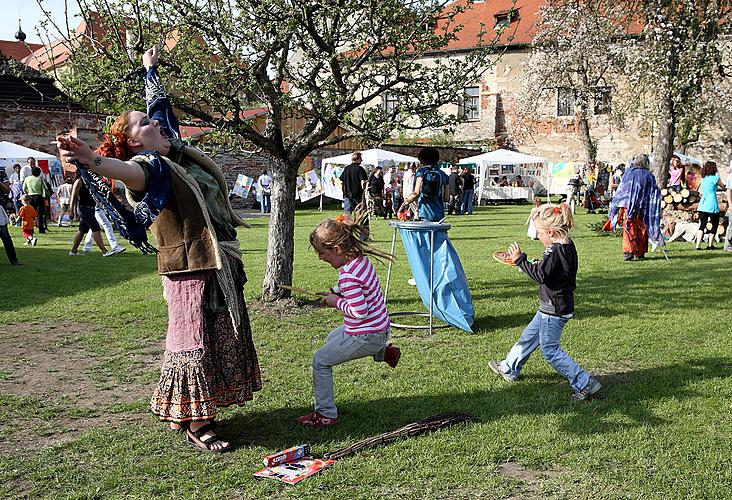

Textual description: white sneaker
[69,251,82,256]
[82,248,93,253]
[112,247,126,255]
[407,278,417,286]
[103,250,116,257]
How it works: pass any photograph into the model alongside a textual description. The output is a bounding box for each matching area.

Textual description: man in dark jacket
[447,166,462,215]
[339,152,368,214]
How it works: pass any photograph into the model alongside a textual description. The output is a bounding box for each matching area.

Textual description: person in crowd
[607,164,624,198]
[0,167,20,265]
[694,161,725,250]
[82,204,126,255]
[526,195,542,240]
[8,164,23,224]
[384,166,401,219]
[566,165,583,215]
[399,147,449,222]
[513,175,524,187]
[499,176,509,187]
[19,157,34,183]
[339,152,368,215]
[489,202,601,401]
[22,166,50,234]
[608,154,662,261]
[257,169,272,214]
[366,166,385,218]
[460,167,476,215]
[68,171,113,257]
[668,155,685,192]
[56,46,261,452]
[55,177,74,226]
[447,165,462,215]
[298,215,400,427]
[18,195,37,246]
[401,163,417,218]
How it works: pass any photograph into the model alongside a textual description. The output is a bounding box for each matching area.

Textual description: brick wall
[0,107,104,156]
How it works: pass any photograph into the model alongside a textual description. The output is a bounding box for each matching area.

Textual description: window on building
[458,86,480,121]
[557,87,575,117]
[594,86,612,115]
[494,9,519,29]
[384,93,399,116]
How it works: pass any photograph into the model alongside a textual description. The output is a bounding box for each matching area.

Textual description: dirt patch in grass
[0,321,159,453]
[248,297,321,317]
[497,461,563,499]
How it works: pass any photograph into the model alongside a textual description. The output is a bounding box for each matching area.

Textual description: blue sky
[1,0,81,44]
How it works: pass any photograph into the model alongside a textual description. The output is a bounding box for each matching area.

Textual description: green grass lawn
[1,205,731,499]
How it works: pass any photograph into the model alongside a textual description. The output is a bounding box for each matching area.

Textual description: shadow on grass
[223,356,732,452]
[0,247,157,313]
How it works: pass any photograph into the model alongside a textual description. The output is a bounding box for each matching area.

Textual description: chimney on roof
[15,20,27,42]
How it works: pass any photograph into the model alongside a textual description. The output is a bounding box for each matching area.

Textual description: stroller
[582,186,607,214]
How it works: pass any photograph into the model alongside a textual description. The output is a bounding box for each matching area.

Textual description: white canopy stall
[1,141,59,182]
[458,149,547,205]
[320,148,418,201]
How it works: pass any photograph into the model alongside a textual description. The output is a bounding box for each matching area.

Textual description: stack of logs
[661,188,729,237]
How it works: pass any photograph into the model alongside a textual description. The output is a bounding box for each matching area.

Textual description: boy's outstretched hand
[507,242,522,261]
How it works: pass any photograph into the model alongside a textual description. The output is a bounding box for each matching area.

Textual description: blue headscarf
[609,165,662,244]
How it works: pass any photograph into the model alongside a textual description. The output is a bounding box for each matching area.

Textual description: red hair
[95,111,136,160]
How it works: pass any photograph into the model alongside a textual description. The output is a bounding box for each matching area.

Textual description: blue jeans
[499,311,590,392]
[260,193,271,213]
[312,325,388,418]
[461,189,474,214]
[343,197,360,214]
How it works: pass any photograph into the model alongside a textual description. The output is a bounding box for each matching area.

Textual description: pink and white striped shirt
[335,255,390,335]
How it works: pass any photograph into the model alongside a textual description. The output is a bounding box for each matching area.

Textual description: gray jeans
[312,325,388,418]
[726,210,732,250]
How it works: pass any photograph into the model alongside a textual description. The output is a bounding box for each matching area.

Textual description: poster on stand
[547,162,578,195]
[297,170,324,202]
[322,164,344,200]
[232,174,254,199]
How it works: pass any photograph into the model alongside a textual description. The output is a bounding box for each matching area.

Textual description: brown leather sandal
[186,423,231,453]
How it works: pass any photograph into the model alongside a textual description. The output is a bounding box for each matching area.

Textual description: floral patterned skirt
[150,271,262,423]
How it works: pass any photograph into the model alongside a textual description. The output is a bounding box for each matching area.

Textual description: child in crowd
[526,196,542,240]
[18,195,38,246]
[298,214,401,427]
[488,202,601,401]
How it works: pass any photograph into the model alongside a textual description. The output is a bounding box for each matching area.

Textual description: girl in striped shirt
[297,215,401,427]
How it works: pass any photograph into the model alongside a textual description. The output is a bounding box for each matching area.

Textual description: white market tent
[458,149,547,204]
[321,148,418,169]
[1,141,58,178]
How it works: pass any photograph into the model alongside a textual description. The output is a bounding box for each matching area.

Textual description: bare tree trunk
[652,96,675,187]
[261,157,298,300]
[577,113,597,165]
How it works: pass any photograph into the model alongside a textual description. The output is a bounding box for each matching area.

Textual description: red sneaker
[384,344,401,368]
[297,411,338,427]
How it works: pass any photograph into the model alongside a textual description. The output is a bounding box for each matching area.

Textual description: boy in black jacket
[488,202,601,401]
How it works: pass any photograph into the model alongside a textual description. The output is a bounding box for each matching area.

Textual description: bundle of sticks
[324,412,474,460]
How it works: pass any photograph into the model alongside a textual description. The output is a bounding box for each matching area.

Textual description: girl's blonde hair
[310,213,394,263]
[531,202,574,239]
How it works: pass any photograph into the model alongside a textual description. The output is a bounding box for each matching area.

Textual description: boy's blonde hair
[531,202,574,239]
[310,213,393,263]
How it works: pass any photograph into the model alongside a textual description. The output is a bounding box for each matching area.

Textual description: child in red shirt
[18,195,37,246]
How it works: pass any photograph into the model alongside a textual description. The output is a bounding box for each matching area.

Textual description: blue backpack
[421,167,442,198]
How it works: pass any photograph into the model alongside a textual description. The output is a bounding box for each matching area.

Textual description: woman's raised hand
[143,46,159,70]
[56,135,95,166]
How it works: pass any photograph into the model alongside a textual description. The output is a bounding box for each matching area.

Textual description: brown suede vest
[127,146,249,276]
[151,170,220,275]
